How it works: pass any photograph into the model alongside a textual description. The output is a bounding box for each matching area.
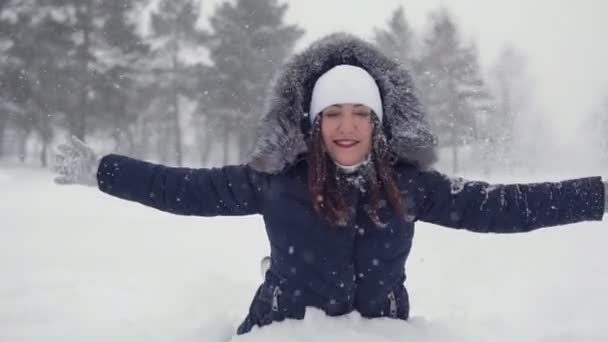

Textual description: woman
[54,33,607,335]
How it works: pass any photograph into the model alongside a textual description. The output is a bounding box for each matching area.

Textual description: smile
[334,140,359,148]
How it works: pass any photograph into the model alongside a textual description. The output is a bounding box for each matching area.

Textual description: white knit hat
[309,65,383,124]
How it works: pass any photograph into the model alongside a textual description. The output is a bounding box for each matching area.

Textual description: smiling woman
[52,33,607,337]
[308,64,383,168]
[320,104,374,168]
[302,64,407,227]
[307,100,407,228]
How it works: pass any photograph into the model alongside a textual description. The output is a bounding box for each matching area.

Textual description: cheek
[361,123,374,149]
[320,121,334,146]
[320,129,332,150]
[363,137,373,153]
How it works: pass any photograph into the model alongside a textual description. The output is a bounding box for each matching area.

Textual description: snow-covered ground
[2,166,608,341]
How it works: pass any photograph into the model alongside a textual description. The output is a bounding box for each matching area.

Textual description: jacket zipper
[387,290,397,318]
[272,286,282,312]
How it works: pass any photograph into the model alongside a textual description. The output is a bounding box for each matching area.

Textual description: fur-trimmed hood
[247,32,438,173]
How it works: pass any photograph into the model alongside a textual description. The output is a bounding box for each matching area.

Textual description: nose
[337,112,357,134]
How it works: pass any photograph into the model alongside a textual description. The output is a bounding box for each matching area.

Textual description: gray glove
[53,135,99,187]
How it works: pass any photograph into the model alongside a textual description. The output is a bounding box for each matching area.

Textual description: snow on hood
[247,32,438,174]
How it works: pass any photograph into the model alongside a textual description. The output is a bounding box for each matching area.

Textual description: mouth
[333,139,360,148]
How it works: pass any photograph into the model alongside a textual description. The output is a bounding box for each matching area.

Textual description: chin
[335,156,364,166]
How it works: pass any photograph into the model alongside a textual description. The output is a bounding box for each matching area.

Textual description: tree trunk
[39,114,52,168]
[73,0,93,141]
[170,86,182,166]
[0,113,6,159]
[123,127,135,156]
[198,122,214,166]
[158,122,170,164]
[238,127,253,164]
[17,127,30,163]
[169,17,184,166]
[40,142,48,168]
[451,141,459,175]
[222,123,230,165]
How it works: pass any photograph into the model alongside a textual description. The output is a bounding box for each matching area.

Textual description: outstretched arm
[411,168,605,233]
[53,137,269,216]
[96,154,269,216]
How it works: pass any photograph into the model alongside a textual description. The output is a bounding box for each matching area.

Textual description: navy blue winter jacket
[96,153,605,334]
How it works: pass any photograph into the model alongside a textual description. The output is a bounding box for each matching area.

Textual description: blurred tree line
[0,1,536,174]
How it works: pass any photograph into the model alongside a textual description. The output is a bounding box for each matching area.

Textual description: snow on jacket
[95,33,605,334]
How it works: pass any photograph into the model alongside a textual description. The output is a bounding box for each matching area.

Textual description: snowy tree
[93,1,148,156]
[31,0,146,143]
[200,0,303,164]
[459,43,496,175]
[146,0,205,165]
[0,0,147,164]
[0,3,13,158]
[373,6,416,69]
[487,46,533,173]
[417,8,492,174]
[52,0,98,142]
[0,1,75,165]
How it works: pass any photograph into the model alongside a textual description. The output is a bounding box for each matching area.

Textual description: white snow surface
[2,166,608,341]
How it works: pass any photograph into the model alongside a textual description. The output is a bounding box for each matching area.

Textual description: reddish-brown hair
[306,114,407,227]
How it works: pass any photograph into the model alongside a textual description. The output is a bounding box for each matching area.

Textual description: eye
[323,111,340,118]
[355,111,371,117]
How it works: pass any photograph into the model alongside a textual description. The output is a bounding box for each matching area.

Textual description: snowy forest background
[4,1,608,341]
[2,0,607,175]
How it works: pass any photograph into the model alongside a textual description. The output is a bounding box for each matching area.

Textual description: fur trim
[248,32,438,173]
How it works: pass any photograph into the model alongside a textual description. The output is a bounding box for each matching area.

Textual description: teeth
[335,140,358,147]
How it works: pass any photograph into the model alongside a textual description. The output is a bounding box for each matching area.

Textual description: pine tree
[0,1,148,163]
[201,0,303,164]
[417,8,491,174]
[94,0,148,155]
[459,43,496,175]
[0,1,75,164]
[147,0,204,165]
[0,3,13,158]
[33,0,147,143]
[487,46,532,173]
[373,6,416,69]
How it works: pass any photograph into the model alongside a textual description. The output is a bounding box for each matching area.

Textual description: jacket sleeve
[411,168,605,233]
[96,154,269,216]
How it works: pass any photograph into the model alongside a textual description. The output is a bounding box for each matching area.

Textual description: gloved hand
[53,135,99,186]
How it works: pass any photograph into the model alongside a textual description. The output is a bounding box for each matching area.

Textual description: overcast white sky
[196,0,608,145]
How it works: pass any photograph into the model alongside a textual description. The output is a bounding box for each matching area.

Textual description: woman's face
[320,103,374,166]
